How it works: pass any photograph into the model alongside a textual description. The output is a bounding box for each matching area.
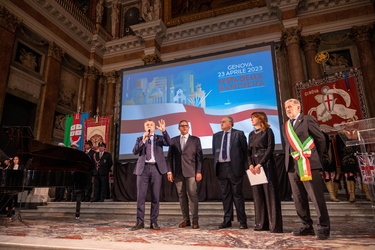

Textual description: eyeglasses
[179,125,189,127]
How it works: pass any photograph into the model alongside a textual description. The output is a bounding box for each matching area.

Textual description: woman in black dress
[248,112,283,233]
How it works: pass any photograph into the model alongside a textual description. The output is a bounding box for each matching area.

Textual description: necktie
[290,119,295,126]
[222,132,228,160]
[146,136,152,160]
[99,152,103,159]
[181,135,186,150]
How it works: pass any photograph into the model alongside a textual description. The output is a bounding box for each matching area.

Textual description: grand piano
[0,126,94,219]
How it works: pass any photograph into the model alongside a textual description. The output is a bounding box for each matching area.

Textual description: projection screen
[118,44,282,160]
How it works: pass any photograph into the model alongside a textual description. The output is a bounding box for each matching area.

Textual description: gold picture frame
[163,0,266,27]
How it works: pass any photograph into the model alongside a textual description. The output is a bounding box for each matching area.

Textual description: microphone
[147,129,151,143]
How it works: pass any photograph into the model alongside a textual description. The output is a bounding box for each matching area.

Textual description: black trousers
[93,175,109,202]
[217,162,247,224]
[288,164,330,231]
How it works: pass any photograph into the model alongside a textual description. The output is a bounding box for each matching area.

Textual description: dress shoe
[270,229,283,233]
[316,228,330,240]
[150,222,160,230]
[192,221,199,229]
[293,226,315,236]
[239,223,248,229]
[254,227,269,231]
[179,220,191,228]
[130,222,144,231]
[219,222,232,229]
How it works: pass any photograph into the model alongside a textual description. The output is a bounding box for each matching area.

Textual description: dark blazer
[282,113,326,172]
[93,151,113,176]
[212,128,248,177]
[247,127,275,167]
[86,149,96,160]
[86,149,96,173]
[167,135,203,177]
[133,131,171,176]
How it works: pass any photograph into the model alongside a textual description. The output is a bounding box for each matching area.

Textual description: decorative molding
[3,0,374,73]
[130,19,167,44]
[48,41,64,61]
[62,54,84,71]
[281,26,302,46]
[0,5,21,33]
[142,53,161,65]
[161,32,281,62]
[301,33,321,51]
[163,0,266,27]
[163,7,278,46]
[19,26,48,47]
[101,59,143,72]
[29,0,96,48]
[84,66,100,80]
[8,66,44,99]
[104,70,120,84]
[297,0,370,14]
[350,24,374,43]
[301,15,375,36]
[105,36,143,56]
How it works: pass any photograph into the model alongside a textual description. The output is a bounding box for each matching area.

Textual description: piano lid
[1,126,93,172]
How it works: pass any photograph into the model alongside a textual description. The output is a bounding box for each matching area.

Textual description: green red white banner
[63,112,89,150]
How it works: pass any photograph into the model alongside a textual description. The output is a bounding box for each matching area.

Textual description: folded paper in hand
[246,168,268,186]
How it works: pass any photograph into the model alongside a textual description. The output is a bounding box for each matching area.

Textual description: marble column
[301,33,322,80]
[350,25,375,117]
[281,26,305,97]
[104,71,119,116]
[103,71,119,152]
[97,75,105,116]
[35,42,64,143]
[0,6,21,122]
[276,45,292,107]
[82,66,99,115]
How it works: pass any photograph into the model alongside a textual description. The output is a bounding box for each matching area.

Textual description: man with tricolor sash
[282,98,330,240]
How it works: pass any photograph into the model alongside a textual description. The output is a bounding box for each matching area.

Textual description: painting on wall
[14,40,44,74]
[58,68,82,111]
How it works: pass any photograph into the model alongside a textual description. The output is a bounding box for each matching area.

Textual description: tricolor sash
[285,120,315,181]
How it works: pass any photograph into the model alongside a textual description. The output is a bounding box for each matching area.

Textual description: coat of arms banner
[296,68,368,134]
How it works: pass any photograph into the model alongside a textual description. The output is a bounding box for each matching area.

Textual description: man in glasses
[167,120,203,229]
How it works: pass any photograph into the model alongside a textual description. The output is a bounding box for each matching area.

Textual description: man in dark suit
[167,120,203,229]
[212,116,248,229]
[131,119,171,231]
[92,142,113,202]
[83,140,96,202]
[282,98,330,240]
